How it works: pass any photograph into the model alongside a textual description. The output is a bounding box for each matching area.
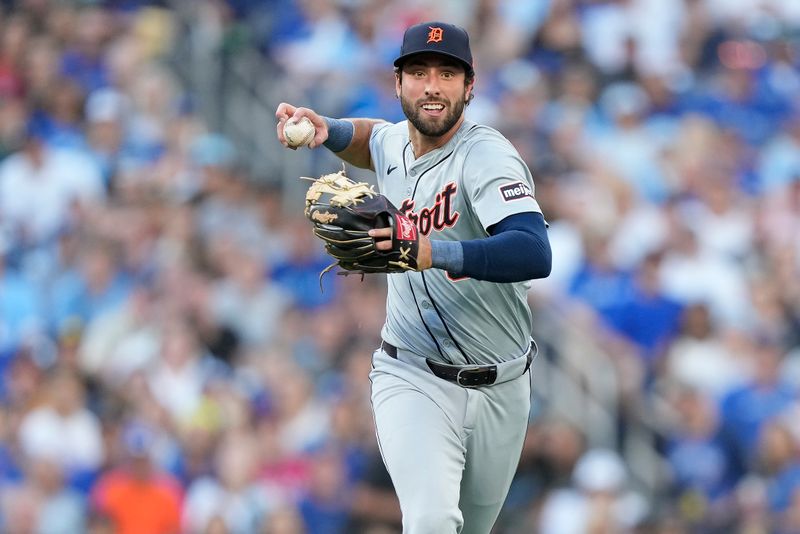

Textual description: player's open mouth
[421,102,445,116]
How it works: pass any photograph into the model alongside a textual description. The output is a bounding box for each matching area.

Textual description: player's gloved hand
[369,227,432,270]
[304,167,421,282]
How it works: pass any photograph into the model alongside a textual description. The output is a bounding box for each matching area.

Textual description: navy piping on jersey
[403,148,471,365]
[411,151,453,198]
[407,276,452,364]
[401,141,411,176]
[420,271,474,365]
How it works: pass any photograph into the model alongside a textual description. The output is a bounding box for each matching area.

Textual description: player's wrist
[415,234,432,270]
[430,239,463,274]
[322,117,354,152]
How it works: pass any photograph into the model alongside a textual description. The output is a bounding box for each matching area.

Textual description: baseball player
[276,21,551,534]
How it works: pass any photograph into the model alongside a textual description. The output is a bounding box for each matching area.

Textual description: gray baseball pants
[369,345,532,534]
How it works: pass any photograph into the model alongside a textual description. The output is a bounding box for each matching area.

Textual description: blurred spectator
[720,339,797,469]
[0,118,104,249]
[758,419,800,516]
[499,419,586,531]
[182,428,276,533]
[345,446,402,533]
[270,219,339,309]
[589,81,670,202]
[758,112,800,193]
[0,405,23,486]
[272,0,360,85]
[90,421,183,534]
[146,318,213,423]
[49,237,132,336]
[0,14,28,101]
[525,0,582,73]
[0,455,87,534]
[38,77,86,151]
[256,416,313,505]
[262,504,307,534]
[537,448,648,534]
[0,240,44,357]
[689,173,754,262]
[60,6,113,93]
[17,368,104,490]
[208,239,292,349]
[779,487,800,534]
[661,386,739,529]
[84,88,130,188]
[265,357,330,454]
[77,284,160,383]
[658,214,749,328]
[581,0,687,81]
[23,36,60,107]
[663,304,750,399]
[611,252,684,367]
[567,228,634,331]
[297,448,350,534]
[702,61,791,147]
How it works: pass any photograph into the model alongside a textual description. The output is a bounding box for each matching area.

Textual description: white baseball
[283,116,315,148]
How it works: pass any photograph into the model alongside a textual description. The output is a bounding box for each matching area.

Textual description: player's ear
[395,72,402,99]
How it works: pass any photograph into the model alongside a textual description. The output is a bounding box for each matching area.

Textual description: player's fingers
[275,103,298,147]
[291,108,318,128]
[292,108,328,149]
[309,129,328,150]
[275,102,295,122]
[374,240,393,251]
[276,120,287,146]
[368,228,392,239]
[369,228,393,250]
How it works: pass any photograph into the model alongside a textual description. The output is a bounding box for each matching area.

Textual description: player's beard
[401,90,466,138]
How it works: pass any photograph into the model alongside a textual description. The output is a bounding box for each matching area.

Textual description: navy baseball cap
[394,21,474,76]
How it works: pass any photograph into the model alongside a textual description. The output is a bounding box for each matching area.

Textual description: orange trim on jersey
[446,272,469,282]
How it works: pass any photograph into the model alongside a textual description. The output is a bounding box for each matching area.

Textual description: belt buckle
[456,366,483,388]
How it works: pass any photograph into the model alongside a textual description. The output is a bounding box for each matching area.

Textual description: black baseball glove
[304,168,420,281]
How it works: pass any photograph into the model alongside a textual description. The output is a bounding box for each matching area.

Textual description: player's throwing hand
[275,103,328,149]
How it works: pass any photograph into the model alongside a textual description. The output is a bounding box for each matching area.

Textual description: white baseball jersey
[370,119,544,366]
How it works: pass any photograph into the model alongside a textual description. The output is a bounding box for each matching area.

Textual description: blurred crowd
[0,0,799,533]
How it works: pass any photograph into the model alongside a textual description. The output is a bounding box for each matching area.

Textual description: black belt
[380,341,533,387]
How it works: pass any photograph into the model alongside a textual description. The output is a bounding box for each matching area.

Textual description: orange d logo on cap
[394,21,473,76]
[427,26,443,43]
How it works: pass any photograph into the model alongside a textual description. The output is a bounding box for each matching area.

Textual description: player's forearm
[430,212,552,282]
[324,117,385,170]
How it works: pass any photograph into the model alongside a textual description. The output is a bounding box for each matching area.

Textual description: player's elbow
[525,235,552,279]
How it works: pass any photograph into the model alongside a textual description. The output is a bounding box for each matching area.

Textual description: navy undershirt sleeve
[322,117,354,152]
[453,212,551,283]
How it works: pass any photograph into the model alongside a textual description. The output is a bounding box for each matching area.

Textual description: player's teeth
[423,104,444,110]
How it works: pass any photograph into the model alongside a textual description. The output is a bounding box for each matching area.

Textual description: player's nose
[424,78,441,95]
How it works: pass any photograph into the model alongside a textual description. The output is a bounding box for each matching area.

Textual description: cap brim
[393,51,473,75]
